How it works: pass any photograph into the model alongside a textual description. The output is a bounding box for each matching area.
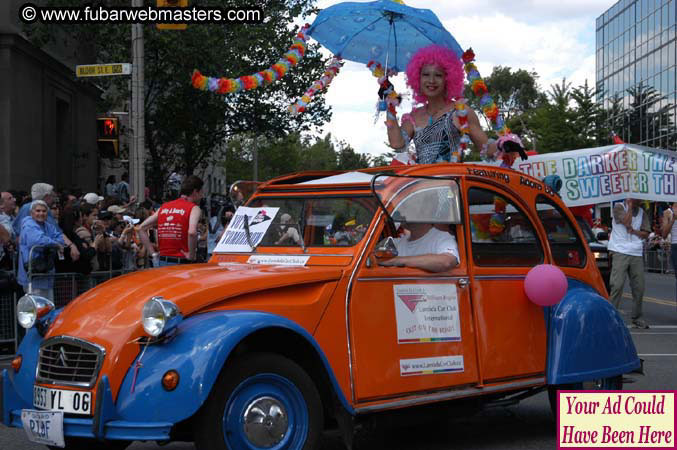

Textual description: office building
[596,0,676,149]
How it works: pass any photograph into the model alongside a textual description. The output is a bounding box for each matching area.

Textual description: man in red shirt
[138,175,203,266]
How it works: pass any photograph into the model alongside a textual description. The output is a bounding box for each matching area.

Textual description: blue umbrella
[307,0,463,72]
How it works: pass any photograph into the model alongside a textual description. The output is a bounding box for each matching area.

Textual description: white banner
[213,206,279,253]
[394,284,461,344]
[510,144,677,206]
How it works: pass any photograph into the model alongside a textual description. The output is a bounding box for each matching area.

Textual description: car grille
[36,337,105,388]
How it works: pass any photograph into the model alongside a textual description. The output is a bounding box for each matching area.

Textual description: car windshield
[243,196,377,248]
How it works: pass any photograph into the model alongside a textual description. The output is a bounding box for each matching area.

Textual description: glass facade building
[596,0,676,149]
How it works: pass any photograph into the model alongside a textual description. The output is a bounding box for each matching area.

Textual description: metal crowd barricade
[644,246,674,274]
[0,245,147,357]
[0,251,18,359]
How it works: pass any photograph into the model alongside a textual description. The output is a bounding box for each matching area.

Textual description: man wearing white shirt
[379,223,459,273]
[608,198,650,328]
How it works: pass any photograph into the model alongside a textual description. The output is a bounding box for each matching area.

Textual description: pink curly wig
[405,45,464,104]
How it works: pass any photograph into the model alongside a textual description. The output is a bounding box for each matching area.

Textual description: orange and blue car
[1,164,639,450]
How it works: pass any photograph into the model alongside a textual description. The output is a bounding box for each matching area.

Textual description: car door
[463,182,548,384]
[348,177,480,403]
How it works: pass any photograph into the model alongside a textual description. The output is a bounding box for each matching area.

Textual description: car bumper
[2,369,172,441]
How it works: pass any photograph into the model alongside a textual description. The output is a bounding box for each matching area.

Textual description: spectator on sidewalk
[75,203,100,272]
[660,202,677,310]
[0,192,17,268]
[83,192,104,207]
[608,198,651,328]
[138,175,203,266]
[13,183,79,263]
[17,200,65,301]
[105,175,117,198]
[116,173,130,204]
[57,206,96,275]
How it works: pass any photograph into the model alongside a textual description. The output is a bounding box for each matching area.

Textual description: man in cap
[108,205,127,222]
[83,192,104,206]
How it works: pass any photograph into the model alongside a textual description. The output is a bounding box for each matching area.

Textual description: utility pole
[130,0,145,201]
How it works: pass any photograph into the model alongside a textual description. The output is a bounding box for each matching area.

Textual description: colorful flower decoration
[454,99,471,156]
[461,48,510,137]
[191,24,311,94]
[367,61,402,122]
[288,57,343,115]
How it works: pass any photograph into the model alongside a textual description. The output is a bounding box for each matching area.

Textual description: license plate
[33,385,92,415]
[21,409,65,448]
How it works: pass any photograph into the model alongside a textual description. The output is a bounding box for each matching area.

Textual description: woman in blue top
[386,45,526,165]
[18,200,65,300]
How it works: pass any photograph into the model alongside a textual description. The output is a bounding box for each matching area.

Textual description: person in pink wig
[386,44,526,166]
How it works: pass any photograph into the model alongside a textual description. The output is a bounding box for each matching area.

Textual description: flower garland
[367,61,402,123]
[191,24,310,94]
[454,99,471,158]
[288,57,343,115]
[461,48,510,137]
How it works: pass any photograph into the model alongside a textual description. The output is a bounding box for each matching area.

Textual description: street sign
[76,63,132,78]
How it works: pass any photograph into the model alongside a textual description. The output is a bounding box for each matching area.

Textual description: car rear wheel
[194,352,323,450]
[548,375,622,416]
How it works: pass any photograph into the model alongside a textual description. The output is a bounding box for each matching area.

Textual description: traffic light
[97,117,119,159]
[157,0,188,30]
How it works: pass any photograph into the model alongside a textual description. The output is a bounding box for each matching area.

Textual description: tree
[570,80,609,148]
[524,79,578,153]
[464,66,543,124]
[371,152,396,167]
[608,83,676,149]
[24,0,332,196]
[336,142,371,170]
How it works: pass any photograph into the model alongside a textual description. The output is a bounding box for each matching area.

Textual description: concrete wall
[0,33,100,193]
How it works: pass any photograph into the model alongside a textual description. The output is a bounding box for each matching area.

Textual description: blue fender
[116,311,353,423]
[547,279,640,385]
[2,326,44,420]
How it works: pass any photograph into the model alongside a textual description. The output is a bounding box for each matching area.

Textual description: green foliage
[609,83,676,149]
[223,132,371,182]
[464,66,544,124]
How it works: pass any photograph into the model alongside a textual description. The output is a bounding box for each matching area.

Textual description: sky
[308,0,615,158]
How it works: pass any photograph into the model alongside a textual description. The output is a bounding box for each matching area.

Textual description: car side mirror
[373,236,398,260]
[596,232,609,241]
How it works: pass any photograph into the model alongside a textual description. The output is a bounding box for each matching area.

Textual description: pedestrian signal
[97,117,119,158]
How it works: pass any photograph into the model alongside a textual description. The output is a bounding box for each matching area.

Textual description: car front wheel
[194,352,323,450]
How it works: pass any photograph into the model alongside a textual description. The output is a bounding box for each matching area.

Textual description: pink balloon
[524,264,568,306]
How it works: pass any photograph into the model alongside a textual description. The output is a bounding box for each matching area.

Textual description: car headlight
[593,252,602,259]
[141,296,182,337]
[17,294,54,329]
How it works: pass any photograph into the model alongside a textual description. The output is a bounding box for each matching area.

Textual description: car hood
[43,263,341,390]
[48,263,342,340]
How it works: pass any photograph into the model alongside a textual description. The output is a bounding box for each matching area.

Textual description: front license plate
[21,409,65,448]
[33,385,92,415]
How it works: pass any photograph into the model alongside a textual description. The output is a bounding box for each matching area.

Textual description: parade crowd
[0,176,235,304]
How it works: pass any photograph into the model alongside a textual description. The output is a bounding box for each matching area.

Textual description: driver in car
[378,190,459,273]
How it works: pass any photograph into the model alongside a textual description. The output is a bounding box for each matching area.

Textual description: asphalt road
[1,273,675,450]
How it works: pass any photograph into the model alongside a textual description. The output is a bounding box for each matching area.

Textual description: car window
[249,196,376,247]
[536,196,587,268]
[467,188,543,266]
